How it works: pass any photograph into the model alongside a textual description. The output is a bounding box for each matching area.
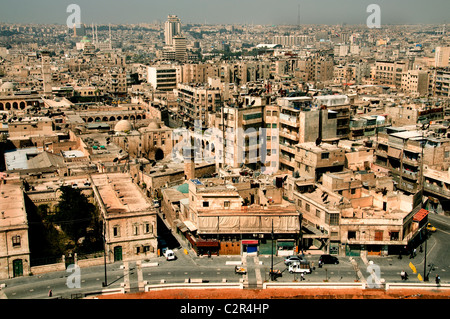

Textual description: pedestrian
[48,289,52,297]
[404,272,408,280]
[400,271,405,281]
[436,275,441,285]
[419,245,423,253]
[318,260,322,268]
[413,248,417,257]
[301,272,305,281]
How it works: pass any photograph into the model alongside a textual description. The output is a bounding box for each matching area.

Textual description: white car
[164,249,176,261]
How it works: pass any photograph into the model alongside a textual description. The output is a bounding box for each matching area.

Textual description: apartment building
[401,70,429,97]
[214,96,273,171]
[179,178,300,256]
[295,142,346,182]
[147,65,178,92]
[429,67,450,97]
[374,128,450,195]
[278,96,313,172]
[374,60,408,88]
[313,94,351,139]
[293,174,424,256]
[434,46,450,68]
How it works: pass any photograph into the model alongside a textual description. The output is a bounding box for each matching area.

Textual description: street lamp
[102,220,108,287]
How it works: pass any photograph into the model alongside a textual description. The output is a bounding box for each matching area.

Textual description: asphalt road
[1,213,449,299]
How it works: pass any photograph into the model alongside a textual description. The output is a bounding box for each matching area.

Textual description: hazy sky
[0,0,448,25]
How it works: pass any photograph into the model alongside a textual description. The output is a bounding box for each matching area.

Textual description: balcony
[279,113,299,127]
[402,169,419,180]
[279,130,298,141]
[424,181,450,199]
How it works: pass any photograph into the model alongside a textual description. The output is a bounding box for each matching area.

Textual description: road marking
[168,272,171,275]
[184,272,188,274]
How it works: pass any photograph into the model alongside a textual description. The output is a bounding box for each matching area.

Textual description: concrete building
[293,174,424,256]
[435,47,450,68]
[294,142,346,182]
[147,65,178,92]
[174,178,300,256]
[164,15,182,47]
[0,177,31,279]
[91,173,158,262]
[374,60,408,88]
[401,70,429,97]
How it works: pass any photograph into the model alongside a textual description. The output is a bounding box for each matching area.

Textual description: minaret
[183,146,196,180]
[41,51,52,98]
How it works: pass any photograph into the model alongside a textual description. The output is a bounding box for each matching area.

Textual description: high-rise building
[435,46,450,68]
[164,15,182,46]
[173,36,187,62]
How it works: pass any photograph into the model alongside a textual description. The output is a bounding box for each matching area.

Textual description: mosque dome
[147,121,161,130]
[114,120,132,132]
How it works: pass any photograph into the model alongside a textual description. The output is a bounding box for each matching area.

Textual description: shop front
[241,240,259,255]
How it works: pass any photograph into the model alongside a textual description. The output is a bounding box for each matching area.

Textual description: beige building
[91,173,158,262]
[434,46,450,68]
[295,142,346,182]
[374,60,408,88]
[401,70,429,97]
[0,177,31,279]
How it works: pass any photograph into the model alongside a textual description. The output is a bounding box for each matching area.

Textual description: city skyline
[0,0,449,26]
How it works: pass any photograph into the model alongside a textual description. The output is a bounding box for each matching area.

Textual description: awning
[387,147,402,158]
[413,208,429,222]
[242,240,258,245]
[277,241,295,247]
[183,220,197,232]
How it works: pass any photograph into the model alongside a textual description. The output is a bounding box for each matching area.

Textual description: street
[1,213,449,299]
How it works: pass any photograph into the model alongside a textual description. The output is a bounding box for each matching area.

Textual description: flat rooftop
[91,173,151,214]
[0,181,27,228]
[4,147,39,171]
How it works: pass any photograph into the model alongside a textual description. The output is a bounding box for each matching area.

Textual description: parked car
[319,254,339,265]
[164,249,176,261]
[284,255,306,266]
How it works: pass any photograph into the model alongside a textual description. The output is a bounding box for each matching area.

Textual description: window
[316,209,321,218]
[143,245,151,252]
[297,199,302,207]
[224,201,230,208]
[144,223,152,234]
[133,224,139,236]
[351,188,356,195]
[326,213,339,226]
[203,201,210,207]
[305,203,310,212]
[113,226,120,237]
[136,246,141,254]
[321,152,329,159]
[390,231,399,240]
[12,235,21,247]
[348,231,356,240]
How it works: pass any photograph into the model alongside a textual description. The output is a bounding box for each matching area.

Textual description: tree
[53,186,96,244]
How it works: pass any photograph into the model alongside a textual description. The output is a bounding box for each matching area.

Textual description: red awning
[242,240,258,245]
[413,208,429,222]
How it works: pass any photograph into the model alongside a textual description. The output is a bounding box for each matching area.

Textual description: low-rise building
[0,176,31,279]
[91,172,158,262]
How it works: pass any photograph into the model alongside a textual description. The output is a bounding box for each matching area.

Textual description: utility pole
[270,219,274,281]
[102,220,108,287]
